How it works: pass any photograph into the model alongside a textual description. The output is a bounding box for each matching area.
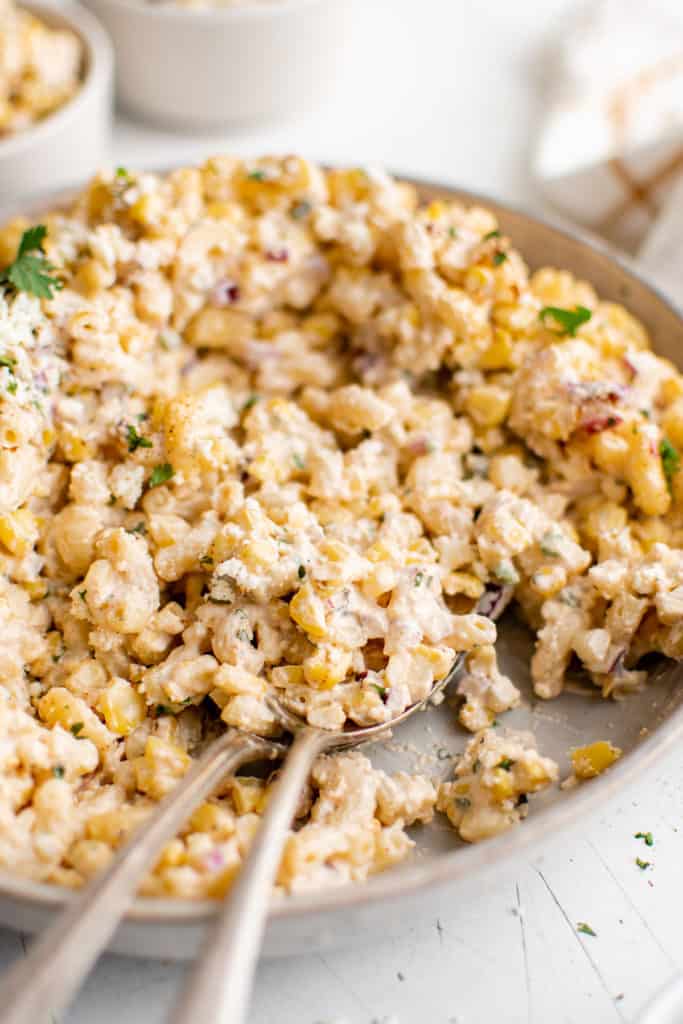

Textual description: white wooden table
[7,0,683,1020]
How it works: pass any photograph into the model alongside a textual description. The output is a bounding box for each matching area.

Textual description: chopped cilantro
[52,765,65,779]
[0,225,63,299]
[483,230,501,241]
[414,571,424,586]
[126,424,153,452]
[641,408,651,419]
[247,169,266,181]
[70,722,84,736]
[539,305,592,337]
[0,355,15,373]
[199,555,214,567]
[6,379,17,395]
[540,531,562,558]
[497,758,515,771]
[148,463,174,488]
[494,561,519,586]
[492,250,508,266]
[660,438,680,488]
[447,227,458,239]
[635,831,654,846]
[291,200,312,220]
[242,393,260,412]
[78,589,87,601]
[371,683,387,698]
[577,922,596,937]
[115,166,129,179]
[298,565,306,579]
[155,704,174,716]
[292,453,306,471]
[635,857,651,870]
[127,521,146,535]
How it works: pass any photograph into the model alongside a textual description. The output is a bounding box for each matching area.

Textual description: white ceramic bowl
[80,0,354,130]
[0,2,113,202]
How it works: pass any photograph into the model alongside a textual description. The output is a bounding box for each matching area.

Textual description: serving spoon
[0,586,509,1024]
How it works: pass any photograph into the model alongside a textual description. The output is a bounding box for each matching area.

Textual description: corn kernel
[571,741,622,779]
[99,679,146,736]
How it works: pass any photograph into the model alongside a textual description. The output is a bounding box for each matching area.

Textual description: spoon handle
[0,730,274,1024]
[171,726,330,1024]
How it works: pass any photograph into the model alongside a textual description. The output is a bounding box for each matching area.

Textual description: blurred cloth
[534,0,683,298]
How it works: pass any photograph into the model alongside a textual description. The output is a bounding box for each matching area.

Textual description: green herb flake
[540,531,562,558]
[149,463,174,489]
[199,555,214,567]
[247,169,266,181]
[492,251,508,266]
[70,722,84,736]
[660,438,680,487]
[539,305,592,337]
[242,393,260,412]
[52,764,65,779]
[414,571,425,587]
[126,424,153,452]
[298,565,306,579]
[6,379,17,395]
[155,704,174,716]
[577,922,597,937]
[127,521,146,535]
[483,230,501,241]
[291,200,312,220]
[497,758,515,771]
[636,857,651,870]
[447,227,458,239]
[292,453,306,471]
[115,166,129,179]
[641,408,651,419]
[371,683,387,698]
[78,589,87,601]
[0,355,15,373]
[0,226,64,300]
[494,561,519,586]
[635,831,654,847]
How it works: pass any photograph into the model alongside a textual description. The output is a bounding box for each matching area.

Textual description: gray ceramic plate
[0,176,682,961]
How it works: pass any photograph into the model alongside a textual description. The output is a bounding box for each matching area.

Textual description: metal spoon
[171,588,510,1024]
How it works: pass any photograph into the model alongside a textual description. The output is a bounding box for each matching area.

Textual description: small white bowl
[80,0,354,130]
[0,2,113,203]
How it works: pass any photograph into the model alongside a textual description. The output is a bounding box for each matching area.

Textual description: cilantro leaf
[635,857,651,870]
[635,831,654,846]
[660,438,680,487]
[577,922,596,937]
[493,250,508,266]
[148,463,174,488]
[0,225,63,299]
[539,305,592,337]
[126,423,153,452]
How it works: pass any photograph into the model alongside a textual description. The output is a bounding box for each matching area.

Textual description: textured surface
[5,0,683,1020]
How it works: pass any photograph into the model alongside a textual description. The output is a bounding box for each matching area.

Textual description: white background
[4,1,683,1021]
